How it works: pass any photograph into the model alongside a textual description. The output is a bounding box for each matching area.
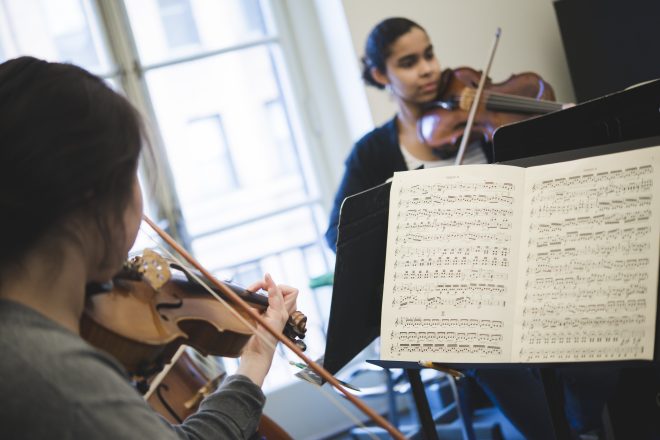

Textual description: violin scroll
[284,311,307,351]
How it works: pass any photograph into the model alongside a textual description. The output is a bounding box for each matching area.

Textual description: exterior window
[0,0,111,74]
[181,114,239,200]
[156,0,200,49]
[122,0,332,392]
[264,99,296,176]
[5,0,333,394]
[41,0,99,67]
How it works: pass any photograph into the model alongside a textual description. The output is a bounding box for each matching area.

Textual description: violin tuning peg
[295,339,307,352]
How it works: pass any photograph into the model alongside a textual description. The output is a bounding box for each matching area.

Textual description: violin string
[464,88,555,106]
[462,89,561,112]
[138,225,381,440]
[489,96,559,112]
[476,92,560,112]
[487,96,557,110]
[486,95,559,112]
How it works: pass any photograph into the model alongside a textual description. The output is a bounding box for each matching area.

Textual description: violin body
[81,250,307,382]
[81,276,255,379]
[148,349,292,439]
[418,67,561,156]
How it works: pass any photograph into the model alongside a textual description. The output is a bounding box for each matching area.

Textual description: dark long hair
[0,56,144,273]
[361,17,426,89]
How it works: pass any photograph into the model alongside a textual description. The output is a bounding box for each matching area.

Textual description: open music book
[381,146,660,363]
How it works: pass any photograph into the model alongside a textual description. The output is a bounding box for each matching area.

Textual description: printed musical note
[382,166,520,362]
[381,148,660,364]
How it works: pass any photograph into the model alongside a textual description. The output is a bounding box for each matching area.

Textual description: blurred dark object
[554,0,660,102]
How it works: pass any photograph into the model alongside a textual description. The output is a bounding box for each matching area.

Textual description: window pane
[157,0,200,48]
[192,206,320,270]
[145,45,308,237]
[125,0,332,394]
[124,0,270,65]
[0,0,112,74]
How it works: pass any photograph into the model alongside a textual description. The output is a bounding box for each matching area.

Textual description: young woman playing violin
[0,56,297,439]
[325,17,494,252]
[325,17,606,440]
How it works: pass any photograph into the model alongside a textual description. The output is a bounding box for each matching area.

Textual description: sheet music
[382,165,525,362]
[514,146,660,362]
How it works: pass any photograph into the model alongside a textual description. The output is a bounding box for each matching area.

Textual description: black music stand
[323,79,660,439]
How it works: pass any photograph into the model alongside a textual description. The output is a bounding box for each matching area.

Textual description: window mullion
[141,35,279,72]
[93,0,192,248]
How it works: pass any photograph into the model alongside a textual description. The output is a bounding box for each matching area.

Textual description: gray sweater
[0,299,266,439]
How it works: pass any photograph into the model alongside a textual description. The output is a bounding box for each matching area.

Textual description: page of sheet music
[514,146,660,362]
[381,165,525,363]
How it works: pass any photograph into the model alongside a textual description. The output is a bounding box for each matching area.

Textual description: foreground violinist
[0,56,297,439]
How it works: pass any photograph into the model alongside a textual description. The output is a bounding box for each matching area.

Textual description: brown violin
[132,217,404,438]
[418,66,564,156]
[147,349,292,439]
[81,249,307,389]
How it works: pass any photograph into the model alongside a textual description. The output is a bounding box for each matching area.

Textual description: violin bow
[454,27,502,166]
[142,215,406,439]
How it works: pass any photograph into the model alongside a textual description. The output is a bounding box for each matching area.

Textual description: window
[41,0,100,67]
[156,0,200,49]
[0,0,112,74]
[124,0,270,66]
[2,0,334,394]
[183,114,239,198]
[264,99,297,176]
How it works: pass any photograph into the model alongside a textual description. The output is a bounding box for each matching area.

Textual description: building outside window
[156,0,200,49]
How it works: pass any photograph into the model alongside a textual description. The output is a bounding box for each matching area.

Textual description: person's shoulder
[0,302,173,439]
[0,302,139,405]
[355,116,397,148]
[350,116,398,163]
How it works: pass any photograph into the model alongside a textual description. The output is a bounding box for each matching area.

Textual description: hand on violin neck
[238,273,299,387]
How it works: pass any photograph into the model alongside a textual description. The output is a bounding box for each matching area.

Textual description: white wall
[340,0,575,126]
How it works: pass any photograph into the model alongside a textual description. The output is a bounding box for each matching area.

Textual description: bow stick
[142,215,406,439]
[454,27,501,165]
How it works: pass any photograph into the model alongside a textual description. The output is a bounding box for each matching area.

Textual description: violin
[147,349,292,439]
[81,249,308,389]
[417,66,564,156]
[92,216,405,439]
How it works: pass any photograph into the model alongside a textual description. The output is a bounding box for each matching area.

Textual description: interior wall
[341,0,575,126]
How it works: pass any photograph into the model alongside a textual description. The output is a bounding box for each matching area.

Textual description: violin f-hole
[156,295,184,321]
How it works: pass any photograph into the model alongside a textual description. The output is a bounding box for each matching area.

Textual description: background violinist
[325,17,495,252]
[323,17,596,440]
